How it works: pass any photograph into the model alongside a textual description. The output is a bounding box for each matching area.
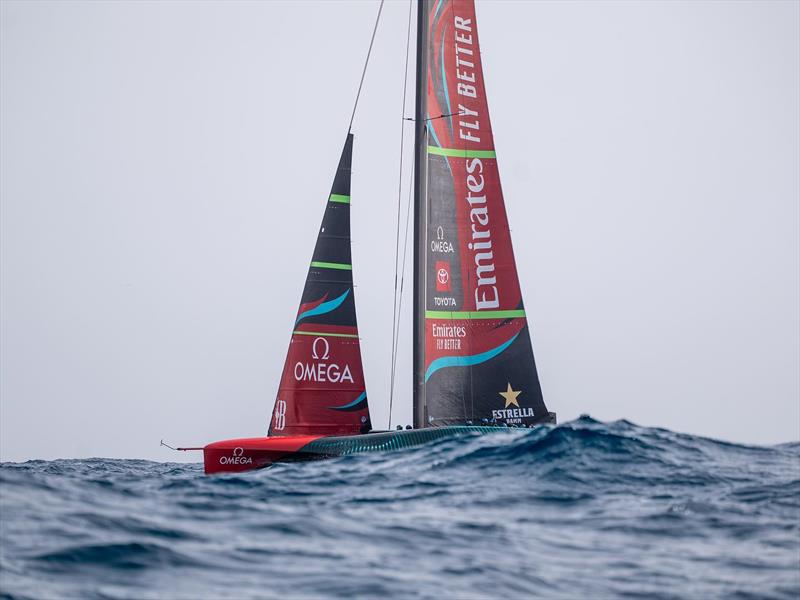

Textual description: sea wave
[1,417,798,599]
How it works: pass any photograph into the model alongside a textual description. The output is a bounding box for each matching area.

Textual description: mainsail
[413,0,554,427]
[269,134,372,436]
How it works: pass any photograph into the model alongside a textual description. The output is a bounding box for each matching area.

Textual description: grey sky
[1,0,798,462]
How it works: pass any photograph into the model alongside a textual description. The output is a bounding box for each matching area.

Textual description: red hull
[203,436,323,474]
[200,425,551,474]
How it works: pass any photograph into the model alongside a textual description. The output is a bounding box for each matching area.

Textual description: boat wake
[1,417,798,599]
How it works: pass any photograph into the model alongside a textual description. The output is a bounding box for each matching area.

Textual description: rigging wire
[388,0,415,430]
[348,0,385,133]
[389,163,415,429]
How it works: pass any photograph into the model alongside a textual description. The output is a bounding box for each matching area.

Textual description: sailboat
[186,0,556,474]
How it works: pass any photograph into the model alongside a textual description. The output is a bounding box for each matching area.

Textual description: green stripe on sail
[425,309,526,320]
[310,261,352,271]
[427,146,496,159]
[293,330,359,338]
[329,194,350,204]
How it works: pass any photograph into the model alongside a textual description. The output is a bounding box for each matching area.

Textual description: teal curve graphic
[295,289,350,327]
[439,26,453,133]
[329,391,367,412]
[424,332,520,382]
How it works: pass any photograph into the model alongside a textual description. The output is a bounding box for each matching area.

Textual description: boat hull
[203,424,552,474]
[203,435,323,474]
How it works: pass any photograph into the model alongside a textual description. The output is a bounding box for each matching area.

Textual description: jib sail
[413,0,554,427]
[269,134,372,436]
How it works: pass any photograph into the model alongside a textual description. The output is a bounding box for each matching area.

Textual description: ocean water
[1,417,798,600]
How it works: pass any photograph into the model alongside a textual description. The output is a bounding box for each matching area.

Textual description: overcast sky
[1,0,798,462]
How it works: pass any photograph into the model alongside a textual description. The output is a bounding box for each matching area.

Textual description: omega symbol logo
[312,337,330,360]
[233,447,244,457]
[436,226,444,240]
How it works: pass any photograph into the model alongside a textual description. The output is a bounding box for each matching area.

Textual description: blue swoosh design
[424,332,520,382]
[440,26,453,136]
[426,119,443,148]
[329,391,367,412]
[432,0,444,27]
[295,289,350,326]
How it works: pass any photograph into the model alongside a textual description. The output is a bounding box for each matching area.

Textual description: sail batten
[413,0,553,427]
[427,146,496,158]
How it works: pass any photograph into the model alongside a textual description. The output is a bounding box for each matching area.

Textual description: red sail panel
[421,0,551,426]
[268,134,372,436]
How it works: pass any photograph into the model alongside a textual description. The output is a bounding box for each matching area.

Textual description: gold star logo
[499,383,522,408]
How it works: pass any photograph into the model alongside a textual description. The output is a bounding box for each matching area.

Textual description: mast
[412,0,429,429]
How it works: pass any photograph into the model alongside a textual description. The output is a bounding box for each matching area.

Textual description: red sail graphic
[269,134,372,436]
[419,0,551,426]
